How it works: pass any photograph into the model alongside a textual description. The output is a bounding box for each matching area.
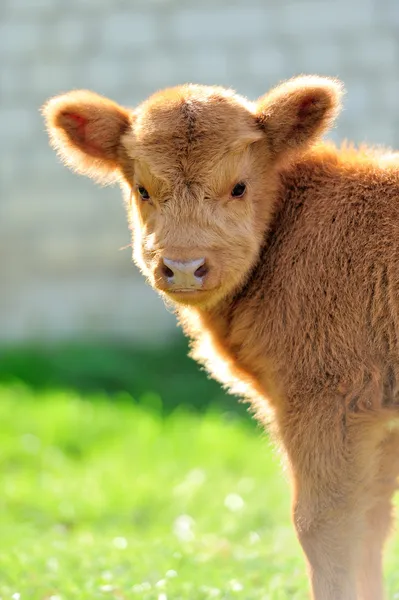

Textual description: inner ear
[297,96,323,121]
[55,102,130,161]
[256,76,343,159]
[42,90,133,182]
[58,112,104,158]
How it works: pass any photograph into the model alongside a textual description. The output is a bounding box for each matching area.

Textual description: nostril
[194,263,208,279]
[162,264,174,279]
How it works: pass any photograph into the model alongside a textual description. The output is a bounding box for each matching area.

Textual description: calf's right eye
[137,186,150,201]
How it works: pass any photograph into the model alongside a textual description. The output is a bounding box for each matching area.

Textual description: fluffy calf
[43,76,399,600]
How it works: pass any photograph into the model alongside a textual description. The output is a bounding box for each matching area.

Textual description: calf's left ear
[256,76,343,160]
[42,90,132,183]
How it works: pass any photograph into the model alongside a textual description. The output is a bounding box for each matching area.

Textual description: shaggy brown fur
[43,76,399,600]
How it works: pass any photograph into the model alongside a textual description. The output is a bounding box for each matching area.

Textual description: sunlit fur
[43,75,399,600]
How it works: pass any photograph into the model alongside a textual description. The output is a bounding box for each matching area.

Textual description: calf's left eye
[231,182,247,198]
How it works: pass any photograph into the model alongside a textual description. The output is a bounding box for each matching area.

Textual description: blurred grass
[0,345,399,598]
[0,339,250,418]
[0,383,309,599]
[0,385,398,599]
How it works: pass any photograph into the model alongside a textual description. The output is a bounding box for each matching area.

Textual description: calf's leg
[356,429,399,600]
[279,403,387,600]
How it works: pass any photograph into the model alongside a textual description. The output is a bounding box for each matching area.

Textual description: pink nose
[162,257,208,289]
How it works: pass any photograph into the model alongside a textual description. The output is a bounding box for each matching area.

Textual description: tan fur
[42,75,399,600]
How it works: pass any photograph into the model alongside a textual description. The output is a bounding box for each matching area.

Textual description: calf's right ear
[42,90,132,183]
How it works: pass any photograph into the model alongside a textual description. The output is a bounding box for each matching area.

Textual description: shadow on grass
[0,335,253,421]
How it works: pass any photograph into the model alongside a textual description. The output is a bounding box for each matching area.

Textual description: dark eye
[137,186,150,201]
[231,182,246,198]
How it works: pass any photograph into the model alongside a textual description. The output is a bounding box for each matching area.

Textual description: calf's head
[43,76,342,308]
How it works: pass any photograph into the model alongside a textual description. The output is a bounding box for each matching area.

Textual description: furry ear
[42,90,132,182]
[256,76,343,160]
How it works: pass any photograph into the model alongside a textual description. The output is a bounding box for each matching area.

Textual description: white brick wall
[1,0,399,342]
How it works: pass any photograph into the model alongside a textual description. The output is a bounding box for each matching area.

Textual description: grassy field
[0,341,234,416]
[0,380,399,598]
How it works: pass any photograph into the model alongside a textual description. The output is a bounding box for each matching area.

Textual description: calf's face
[43,77,342,308]
[125,90,275,308]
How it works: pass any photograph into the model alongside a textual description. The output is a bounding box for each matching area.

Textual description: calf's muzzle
[161,257,209,290]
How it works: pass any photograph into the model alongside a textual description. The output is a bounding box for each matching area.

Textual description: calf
[43,76,399,600]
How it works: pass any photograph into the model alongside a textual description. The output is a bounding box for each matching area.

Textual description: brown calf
[43,76,399,600]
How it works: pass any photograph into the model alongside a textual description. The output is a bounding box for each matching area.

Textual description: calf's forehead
[122,88,262,183]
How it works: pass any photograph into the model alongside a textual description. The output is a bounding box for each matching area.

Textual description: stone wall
[1,0,398,341]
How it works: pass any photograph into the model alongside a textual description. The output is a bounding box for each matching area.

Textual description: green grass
[0,339,245,416]
[0,384,399,599]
